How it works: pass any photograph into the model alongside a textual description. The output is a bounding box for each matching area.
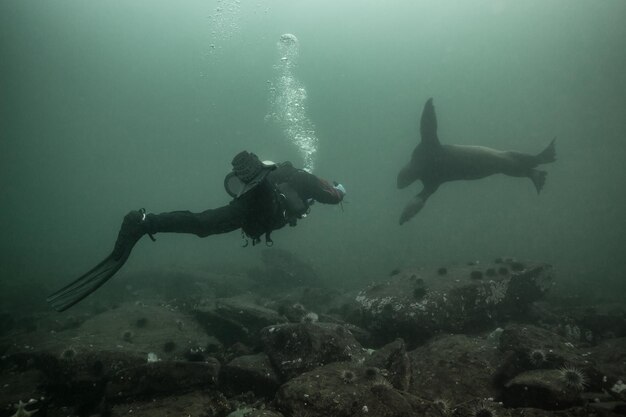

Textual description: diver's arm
[293,171,344,204]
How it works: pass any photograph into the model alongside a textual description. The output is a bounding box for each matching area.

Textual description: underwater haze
[1,0,626,308]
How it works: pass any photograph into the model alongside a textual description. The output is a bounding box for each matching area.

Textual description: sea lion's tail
[530,169,547,194]
[536,137,556,164]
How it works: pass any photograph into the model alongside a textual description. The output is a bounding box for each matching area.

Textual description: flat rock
[194,296,288,347]
[109,390,231,417]
[0,369,45,411]
[503,369,585,409]
[106,358,220,399]
[2,302,213,360]
[0,302,214,407]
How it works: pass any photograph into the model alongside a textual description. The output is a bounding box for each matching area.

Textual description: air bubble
[267,34,318,172]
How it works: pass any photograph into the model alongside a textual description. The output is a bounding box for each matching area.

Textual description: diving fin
[46,247,132,312]
[47,209,150,312]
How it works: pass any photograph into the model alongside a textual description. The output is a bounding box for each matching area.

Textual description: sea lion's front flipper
[399,196,426,225]
[420,98,440,147]
[397,161,419,189]
[398,182,439,224]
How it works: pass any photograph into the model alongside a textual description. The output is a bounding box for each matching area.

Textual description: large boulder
[528,300,626,344]
[587,337,626,402]
[221,352,280,398]
[497,324,586,379]
[567,304,626,342]
[260,322,363,381]
[363,338,411,391]
[275,362,438,417]
[355,259,553,347]
[496,323,617,394]
[407,333,504,404]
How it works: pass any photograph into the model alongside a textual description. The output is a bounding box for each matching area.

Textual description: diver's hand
[333,182,346,197]
[399,196,425,225]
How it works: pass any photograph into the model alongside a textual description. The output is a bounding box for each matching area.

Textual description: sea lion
[398,98,556,224]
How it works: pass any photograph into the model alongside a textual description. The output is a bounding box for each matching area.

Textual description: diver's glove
[333,182,346,197]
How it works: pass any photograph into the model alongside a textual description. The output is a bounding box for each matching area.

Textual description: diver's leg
[113,205,242,257]
[48,205,242,312]
[145,206,242,238]
[111,209,151,260]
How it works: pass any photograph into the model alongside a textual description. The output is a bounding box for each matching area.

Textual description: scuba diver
[47,151,346,312]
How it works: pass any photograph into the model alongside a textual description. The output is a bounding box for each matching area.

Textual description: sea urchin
[470,401,497,417]
[339,369,357,384]
[432,398,451,415]
[559,366,588,390]
[528,349,546,367]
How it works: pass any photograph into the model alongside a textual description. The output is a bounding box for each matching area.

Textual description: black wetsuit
[47,162,343,312]
[143,162,343,243]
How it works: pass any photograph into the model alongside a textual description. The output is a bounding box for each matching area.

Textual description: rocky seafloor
[1,250,625,417]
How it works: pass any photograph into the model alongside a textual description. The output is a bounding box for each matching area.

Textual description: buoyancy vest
[235,162,311,246]
[237,180,285,246]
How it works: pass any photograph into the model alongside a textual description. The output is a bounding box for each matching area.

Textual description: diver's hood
[224,160,276,198]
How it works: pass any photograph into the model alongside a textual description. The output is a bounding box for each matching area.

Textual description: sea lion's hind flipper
[47,251,128,312]
[420,98,440,147]
[536,137,556,164]
[529,169,547,194]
